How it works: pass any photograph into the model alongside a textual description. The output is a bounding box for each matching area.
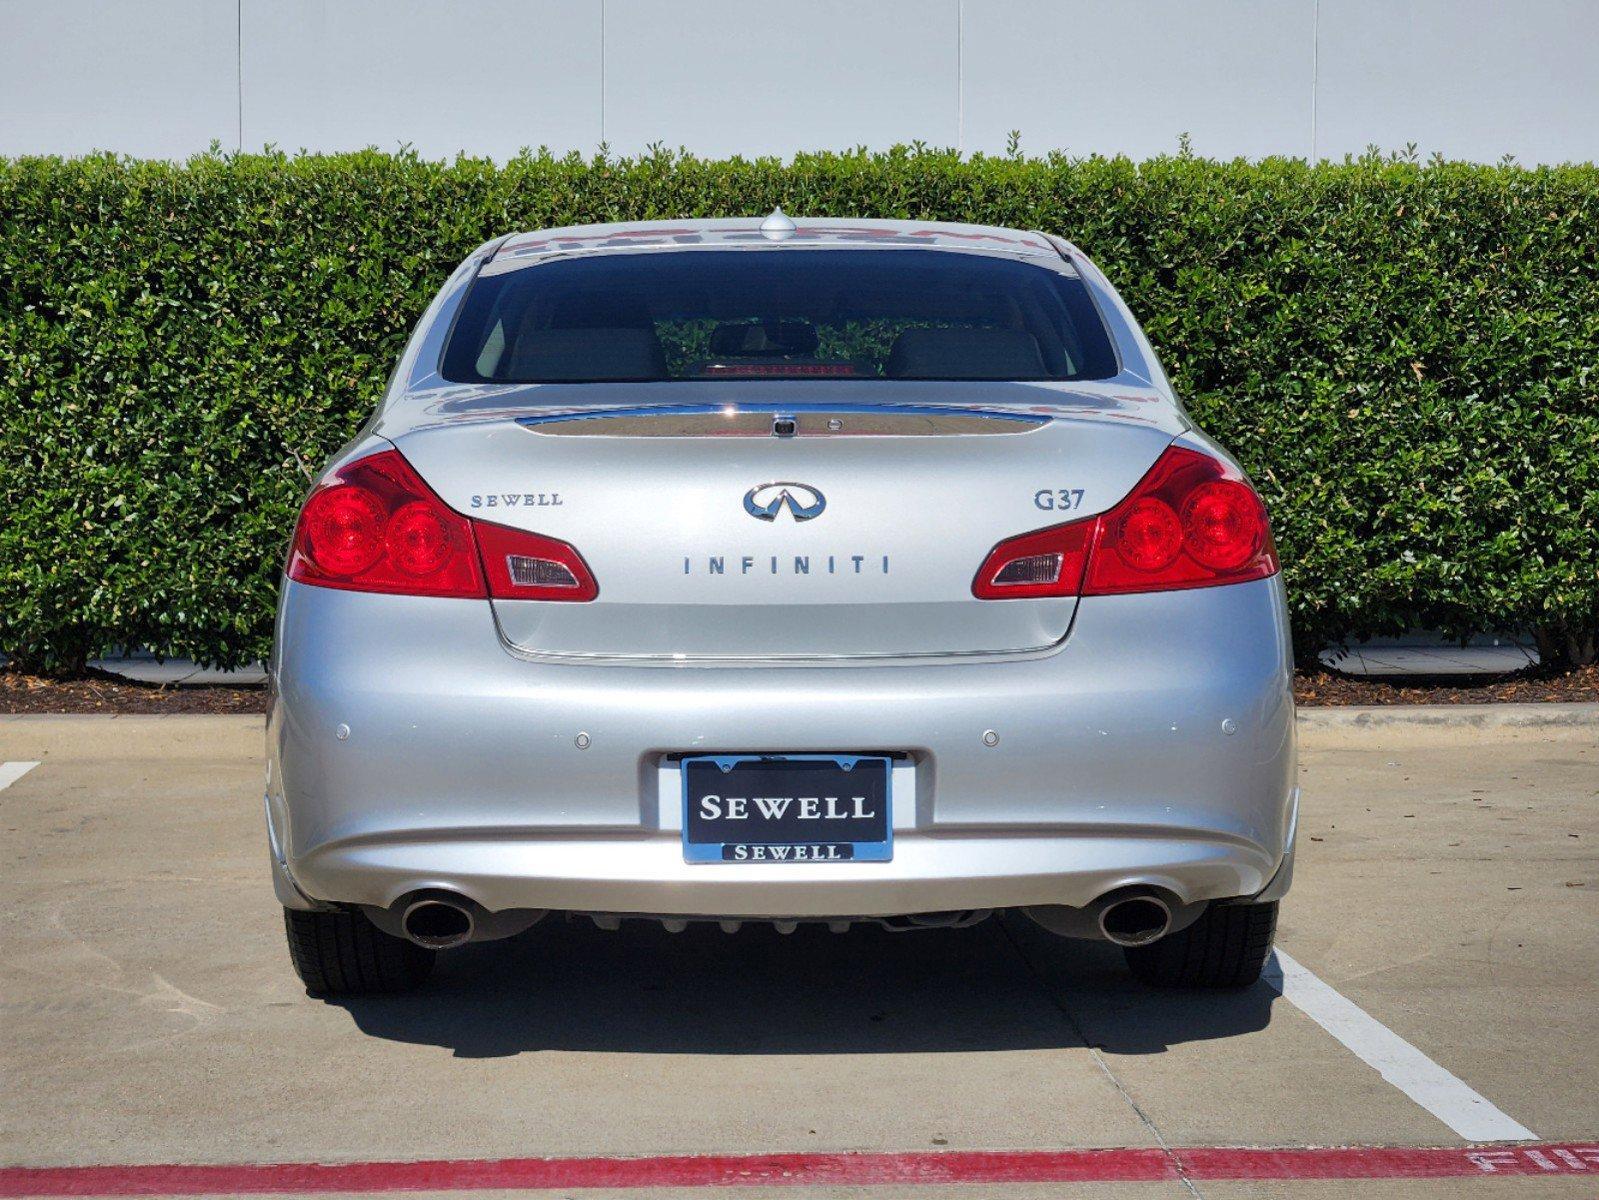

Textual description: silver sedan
[268,213,1296,995]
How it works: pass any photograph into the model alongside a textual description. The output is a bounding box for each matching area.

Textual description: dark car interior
[444,249,1118,384]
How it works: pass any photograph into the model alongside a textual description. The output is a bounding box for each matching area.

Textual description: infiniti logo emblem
[743,481,826,522]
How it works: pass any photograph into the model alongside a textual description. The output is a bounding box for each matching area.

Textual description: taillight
[288,450,484,597]
[972,522,1094,599]
[1083,447,1276,594]
[287,448,600,601]
[475,520,599,601]
[972,446,1277,600]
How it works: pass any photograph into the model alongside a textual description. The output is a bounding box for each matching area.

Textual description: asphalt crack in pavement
[995,914,1207,1199]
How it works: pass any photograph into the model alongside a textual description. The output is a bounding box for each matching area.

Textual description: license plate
[681,755,892,863]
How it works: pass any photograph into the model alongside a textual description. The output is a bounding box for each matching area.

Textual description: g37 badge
[1034,488,1085,512]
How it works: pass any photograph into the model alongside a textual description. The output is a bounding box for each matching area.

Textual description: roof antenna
[759,206,797,241]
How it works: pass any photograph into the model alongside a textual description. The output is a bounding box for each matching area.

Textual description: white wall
[2,0,1596,163]
[0,0,238,158]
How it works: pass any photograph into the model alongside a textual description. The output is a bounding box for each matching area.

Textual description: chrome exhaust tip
[1097,894,1172,948]
[400,896,476,950]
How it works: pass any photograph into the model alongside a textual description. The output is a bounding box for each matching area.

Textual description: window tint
[441,249,1118,384]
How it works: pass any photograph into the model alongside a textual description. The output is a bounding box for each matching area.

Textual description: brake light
[1083,447,1276,594]
[288,450,484,597]
[288,448,600,601]
[972,446,1277,599]
[475,520,599,601]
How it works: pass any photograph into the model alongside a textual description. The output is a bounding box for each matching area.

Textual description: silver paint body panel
[268,574,1296,917]
[267,216,1297,921]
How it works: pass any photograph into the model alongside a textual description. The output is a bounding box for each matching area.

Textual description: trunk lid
[386,382,1183,661]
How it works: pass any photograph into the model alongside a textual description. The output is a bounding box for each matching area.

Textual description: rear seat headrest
[886,327,1047,380]
[505,328,668,381]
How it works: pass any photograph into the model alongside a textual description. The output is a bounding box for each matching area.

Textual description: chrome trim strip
[488,613,1076,669]
[517,401,1049,430]
[496,643,1062,668]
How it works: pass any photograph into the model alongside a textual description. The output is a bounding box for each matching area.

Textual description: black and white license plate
[681,755,892,863]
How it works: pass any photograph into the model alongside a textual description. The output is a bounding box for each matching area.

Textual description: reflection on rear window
[440,249,1118,384]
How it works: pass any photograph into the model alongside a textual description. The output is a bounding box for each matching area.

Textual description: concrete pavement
[0,713,1595,1197]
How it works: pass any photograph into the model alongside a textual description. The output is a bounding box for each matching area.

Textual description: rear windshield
[440,249,1118,384]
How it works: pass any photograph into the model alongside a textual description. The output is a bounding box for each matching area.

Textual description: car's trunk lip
[380,380,1189,440]
[518,401,1049,438]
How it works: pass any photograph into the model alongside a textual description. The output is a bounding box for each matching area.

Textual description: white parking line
[0,761,40,792]
[1265,949,1538,1142]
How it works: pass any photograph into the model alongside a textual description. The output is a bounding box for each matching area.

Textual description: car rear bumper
[274,827,1288,918]
[268,576,1297,918]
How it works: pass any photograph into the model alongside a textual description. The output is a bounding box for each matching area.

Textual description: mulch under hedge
[1293,662,1598,706]
[0,666,269,714]
[3,663,1594,715]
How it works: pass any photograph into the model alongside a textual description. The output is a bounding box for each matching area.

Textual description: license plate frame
[680,754,893,864]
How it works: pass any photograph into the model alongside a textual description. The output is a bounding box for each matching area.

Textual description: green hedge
[2,147,1596,674]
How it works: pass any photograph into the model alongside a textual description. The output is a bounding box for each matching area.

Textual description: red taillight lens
[287,450,484,598]
[972,446,1277,600]
[1084,447,1275,594]
[289,449,601,601]
[474,520,599,601]
[300,485,387,577]
[1181,480,1262,570]
[1110,497,1183,573]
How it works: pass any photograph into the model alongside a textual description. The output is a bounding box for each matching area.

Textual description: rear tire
[283,907,434,996]
[1123,900,1277,988]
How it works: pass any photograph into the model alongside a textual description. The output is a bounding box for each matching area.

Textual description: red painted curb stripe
[2,1145,1596,1196]
[1175,1144,1599,1180]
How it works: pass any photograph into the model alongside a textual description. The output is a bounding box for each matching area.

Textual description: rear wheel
[1123,900,1277,988]
[283,907,434,996]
